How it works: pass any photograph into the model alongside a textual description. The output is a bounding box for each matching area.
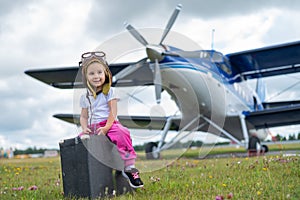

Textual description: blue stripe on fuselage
[159,57,255,110]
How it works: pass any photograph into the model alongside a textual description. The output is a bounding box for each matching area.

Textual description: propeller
[160,4,182,45]
[125,4,182,104]
[124,23,148,46]
[154,59,162,104]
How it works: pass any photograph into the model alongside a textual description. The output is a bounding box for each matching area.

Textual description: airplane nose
[146,45,165,62]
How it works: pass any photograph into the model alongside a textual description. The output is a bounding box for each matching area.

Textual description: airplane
[25,4,300,159]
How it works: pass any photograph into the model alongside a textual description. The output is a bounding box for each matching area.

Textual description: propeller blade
[113,58,147,82]
[159,4,182,44]
[154,59,162,104]
[124,22,149,46]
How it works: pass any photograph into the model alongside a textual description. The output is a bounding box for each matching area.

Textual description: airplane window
[213,53,232,75]
[219,63,232,75]
[210,51,223,62]
[195,51,232,75]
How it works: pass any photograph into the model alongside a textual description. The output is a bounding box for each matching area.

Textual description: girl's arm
[80,108,91,134]
[97,98,117,135]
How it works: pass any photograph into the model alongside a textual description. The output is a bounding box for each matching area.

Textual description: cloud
[263,10,300,43]
[85,0,300,40]
[0,69,73,119]
[172,8,283,53]
[0,0,95,71]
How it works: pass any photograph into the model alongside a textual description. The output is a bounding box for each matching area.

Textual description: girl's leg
[102,121,144,188]
[106,121,137,167]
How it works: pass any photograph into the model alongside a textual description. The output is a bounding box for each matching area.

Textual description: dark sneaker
[122,168,144,188]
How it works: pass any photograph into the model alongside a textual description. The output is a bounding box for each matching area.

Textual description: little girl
[78,51,143,188]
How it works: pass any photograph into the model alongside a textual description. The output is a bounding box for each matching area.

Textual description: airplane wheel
[145,142,160,160]
[261,144,269,153]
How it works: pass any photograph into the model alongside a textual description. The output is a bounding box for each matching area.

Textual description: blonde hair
[81,56,112,98]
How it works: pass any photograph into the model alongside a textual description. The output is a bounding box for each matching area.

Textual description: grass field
[0,144,299,199]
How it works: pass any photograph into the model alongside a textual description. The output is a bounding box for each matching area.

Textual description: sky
[0,0,300,150]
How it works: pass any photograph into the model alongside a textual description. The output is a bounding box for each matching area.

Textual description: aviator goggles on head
[79,51,107,67]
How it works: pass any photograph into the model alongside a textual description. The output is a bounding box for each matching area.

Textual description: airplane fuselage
[158,49,268,140]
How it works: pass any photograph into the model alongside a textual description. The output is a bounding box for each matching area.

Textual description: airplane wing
[53,114,80,124]
[227,40,300,80]
[263,100,300,109]
[54,112,248,141]
[117,115,180,130]
[53,113,181,130]
[243,104,300,129]
[25,59,153,89]
[54,104,300,141]
[25,66,81,89]
[218,104,300,141]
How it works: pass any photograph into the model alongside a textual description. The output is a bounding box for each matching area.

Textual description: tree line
[274,133,300,141]
[13,147,52,155]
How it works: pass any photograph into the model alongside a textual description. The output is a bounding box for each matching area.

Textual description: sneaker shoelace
[132,172,140,179]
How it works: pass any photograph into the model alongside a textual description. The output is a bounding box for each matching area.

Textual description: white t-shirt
[80,87,118,124]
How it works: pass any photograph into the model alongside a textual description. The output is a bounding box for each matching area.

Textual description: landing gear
[143,114,244,160]
[145,142,160,160]
[247,135,269,156]
[144,116,180,160]
[261,144,269,154]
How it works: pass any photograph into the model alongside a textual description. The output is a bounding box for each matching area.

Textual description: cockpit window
[185,50,232,75]
[210,52,232,75]
[210,51,224,63]
[218,63,232,75]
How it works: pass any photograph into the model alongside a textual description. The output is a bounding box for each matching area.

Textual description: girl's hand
[96,127,108,135]
[82,127,92,134]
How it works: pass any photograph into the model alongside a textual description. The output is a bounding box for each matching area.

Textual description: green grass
[0,157,62,199]
[0,146,299,199]
[134,156,300,200]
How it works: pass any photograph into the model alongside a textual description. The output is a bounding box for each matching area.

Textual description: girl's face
[86,62,106,89]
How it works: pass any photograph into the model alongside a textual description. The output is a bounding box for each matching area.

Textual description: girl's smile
[86,62,106,89]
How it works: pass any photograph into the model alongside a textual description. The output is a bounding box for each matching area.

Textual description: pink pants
[79,120,137,167]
